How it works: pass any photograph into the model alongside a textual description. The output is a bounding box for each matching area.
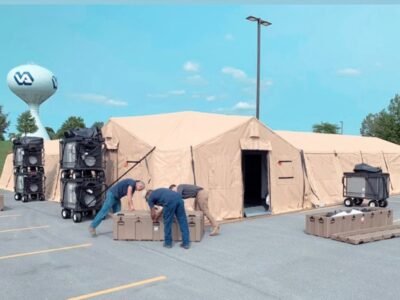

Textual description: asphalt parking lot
[1,189,400,300]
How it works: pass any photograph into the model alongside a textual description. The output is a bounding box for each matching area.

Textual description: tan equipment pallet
[330,224,400,245]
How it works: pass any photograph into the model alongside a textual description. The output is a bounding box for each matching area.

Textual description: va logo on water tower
[52,76,58,89]
[14,71,34,86]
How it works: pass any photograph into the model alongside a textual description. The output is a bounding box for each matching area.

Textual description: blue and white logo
[52,76,58,89]
[14,71,34,86]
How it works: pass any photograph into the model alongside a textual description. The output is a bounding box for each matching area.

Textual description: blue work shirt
[109,179,136,199]
[147,188,181,208]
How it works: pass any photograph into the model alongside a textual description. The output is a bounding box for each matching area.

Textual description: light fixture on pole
[246,16,271,120]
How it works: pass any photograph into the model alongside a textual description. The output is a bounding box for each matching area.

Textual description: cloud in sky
[206,95,216,101]
[222,67,247,79]
[183,61,200,72]
[168,90,186,95]
[72,93,128,107]
[186,74,208,85]
[337,68,361,76]
[215,101,256,114]
[224,33,234,41]
[233,101,256,111]
[222,66,273,88]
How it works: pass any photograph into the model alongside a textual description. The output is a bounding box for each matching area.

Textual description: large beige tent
[2,111,400,221]
[276,131,400,207]
[101,111,304,220]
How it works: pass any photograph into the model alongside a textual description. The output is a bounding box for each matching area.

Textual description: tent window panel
[276,159,294,184]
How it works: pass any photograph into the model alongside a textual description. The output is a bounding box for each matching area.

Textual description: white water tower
[7,64,58,140]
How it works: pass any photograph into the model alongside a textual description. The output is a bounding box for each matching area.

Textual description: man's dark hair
[169,184,176,190]
[145,189,153,200]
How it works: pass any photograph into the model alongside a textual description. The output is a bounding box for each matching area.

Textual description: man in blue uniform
[145,188,190,249]
[89,178,145,237]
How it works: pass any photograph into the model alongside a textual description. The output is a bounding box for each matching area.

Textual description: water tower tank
[7,64,58,140]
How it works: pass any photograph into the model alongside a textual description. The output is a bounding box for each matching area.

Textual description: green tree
[0,106,10,141]
[91,121,104,130]
[56,116,85,138]
[46,127,56,140]
[312,122,340,134]
[360,94,400,144]
[17,111,38,137]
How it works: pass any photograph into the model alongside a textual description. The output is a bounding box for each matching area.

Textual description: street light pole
[247,16,271,120]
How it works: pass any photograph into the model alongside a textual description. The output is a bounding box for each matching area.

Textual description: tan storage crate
[305,208,393,238]
[113,210,204,242]
[174,211,205,242]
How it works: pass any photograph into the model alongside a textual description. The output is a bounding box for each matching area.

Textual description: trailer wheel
[72,212,82,223]
[353,198,363,206]
[61,209,71,219]
[379,200,388,208]
[368,200,378,207]
[344,198,354,207]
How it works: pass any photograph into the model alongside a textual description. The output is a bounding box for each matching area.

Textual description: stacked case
[60,127,106,223]
[0,194,4,211]
[113,210,205,242]
[12,137,45,202]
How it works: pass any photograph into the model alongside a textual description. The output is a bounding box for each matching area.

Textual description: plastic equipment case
[343,163,390,208]
[61,177,105,223]
[0,194,4,211]
[14,171,45,202]
[113,211,205,242]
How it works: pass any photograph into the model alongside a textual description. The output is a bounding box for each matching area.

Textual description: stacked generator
[13,137,45,202]
[60,127,106,223]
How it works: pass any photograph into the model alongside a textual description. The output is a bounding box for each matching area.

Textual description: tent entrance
[242,150,270,217]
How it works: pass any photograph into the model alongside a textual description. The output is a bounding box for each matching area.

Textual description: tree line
[0,108,103,140]
[311,94,400,142]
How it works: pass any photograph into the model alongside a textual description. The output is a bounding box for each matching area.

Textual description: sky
[0,4,399,136]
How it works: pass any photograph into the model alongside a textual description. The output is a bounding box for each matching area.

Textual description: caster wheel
[14,194,21,201]
[368,200,378,207]
[379,200,388,208]
[61,171,67,179]
[344,198,354,207]
[61,209,71,219]
[353,198,363,206]
[72,212,82,223]
[21,196,28,203]
[39,195,45,201]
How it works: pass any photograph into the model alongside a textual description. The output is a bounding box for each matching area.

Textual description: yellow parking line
[0,214,21,218]
[68,276,167,300]
[0,225,50,234]
[0,243,92,261]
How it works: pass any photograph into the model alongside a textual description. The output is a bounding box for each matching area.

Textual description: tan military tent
[2,111,400,221]
[101,111,305,220]
[276,131,400,208]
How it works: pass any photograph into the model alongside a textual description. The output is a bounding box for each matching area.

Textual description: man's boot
[210,225,220,236]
